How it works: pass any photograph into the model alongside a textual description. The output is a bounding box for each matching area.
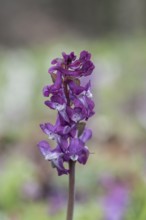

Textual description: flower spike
[38,51,95,175]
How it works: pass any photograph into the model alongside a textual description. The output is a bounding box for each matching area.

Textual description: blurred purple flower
[101,177,129,220]
[21,180,42,201]
[48,193,66,215]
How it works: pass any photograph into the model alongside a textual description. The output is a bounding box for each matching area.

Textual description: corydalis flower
[49,51,95,77]
[38,51,95,175]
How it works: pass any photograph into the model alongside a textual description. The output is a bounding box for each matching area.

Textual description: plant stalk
[66,160,76,220]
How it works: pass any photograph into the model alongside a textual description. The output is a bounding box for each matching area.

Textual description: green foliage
[13,202,101,220]
[74,202,102,220]
[0,158,34,210]
[20,203,51,220]
[125,182,146,220]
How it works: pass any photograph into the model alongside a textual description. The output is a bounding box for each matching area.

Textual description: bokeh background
[0,1,146,219]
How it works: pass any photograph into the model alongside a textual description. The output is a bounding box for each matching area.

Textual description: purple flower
[38,51,95,175]
[63,128,92,164]
[79,128,92,143]
[68,80,85,96]
[40,116,76,144]
[38,141,69,176]
[67,138,89,164]
[73,97,95,120]
[49,193,66,215]
[49,51,95,77]
[80,50,91,61]
[62,52,76,65]
[66,106,86,123]
[68,80,95,119]
[43,72,62,97]
[45,94,66,111]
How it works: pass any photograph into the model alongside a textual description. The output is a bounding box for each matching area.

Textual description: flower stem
[66,160,76,220]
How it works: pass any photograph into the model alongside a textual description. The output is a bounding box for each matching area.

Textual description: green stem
[66,160,76,220]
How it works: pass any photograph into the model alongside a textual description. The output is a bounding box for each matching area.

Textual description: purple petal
[51,58,63,65]
[51,72,62,91]
[72,108,85,122]
[40,123,53,134]
[56,124,72,135]
[51,156,69,176]
[78,95,95,119]
[69,138,84,159]
[37,140,51,157]
[43,85,51,97]
[79,50,91,61]
[59,109,70,123]
[85,97,95,118]
[79,128,92,143]
[82,60,95,76]
[44,72,62,96]
[45,100,66,111]
[44,100,57,110]
[51,95,65,105]
[78,146,89,164]
[67,106,85,123]
[40,123,59,141]
[44,93,66,111]
[62,52,76,65]
[68,80,85,95]
[59,137,68,150]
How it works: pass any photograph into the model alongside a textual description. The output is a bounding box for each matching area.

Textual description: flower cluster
[38,51,95,175]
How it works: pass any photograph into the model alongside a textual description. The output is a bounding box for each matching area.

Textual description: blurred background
[0,0,146,219]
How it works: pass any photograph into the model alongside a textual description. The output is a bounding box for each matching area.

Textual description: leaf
[50,73,57,83]
[77,122,86,137]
